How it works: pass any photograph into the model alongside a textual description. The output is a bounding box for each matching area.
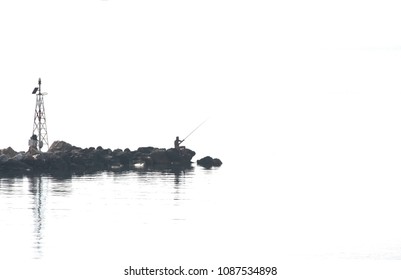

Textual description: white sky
[1,0,401,161]
[2,1,401,278]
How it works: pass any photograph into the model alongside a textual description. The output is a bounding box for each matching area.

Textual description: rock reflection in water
[1,166,198,260]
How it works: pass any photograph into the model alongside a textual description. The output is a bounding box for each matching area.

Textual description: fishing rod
[181,118,208,143]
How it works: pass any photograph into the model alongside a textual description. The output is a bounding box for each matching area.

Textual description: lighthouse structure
[29,78,49,152]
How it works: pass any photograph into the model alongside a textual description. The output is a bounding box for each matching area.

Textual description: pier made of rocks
[0,140,222,177]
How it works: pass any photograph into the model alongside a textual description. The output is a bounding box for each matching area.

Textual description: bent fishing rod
[181,118,208,143]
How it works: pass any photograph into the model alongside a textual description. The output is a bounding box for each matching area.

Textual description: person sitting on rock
[28,134,38,149]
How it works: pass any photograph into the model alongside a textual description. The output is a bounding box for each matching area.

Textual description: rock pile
[0,140,196,176]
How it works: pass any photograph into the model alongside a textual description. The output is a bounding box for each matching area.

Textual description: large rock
[48,141,74,153]
[0,147,17,158]
[0,158,30,174]
[11,153,24,161]
[0,154,8,163]
[213,158,223,167]
[150,149,170,165]
[26,146,40,156]
[137,147,156,154]
[197,156,223,168]
[166,148,195,165]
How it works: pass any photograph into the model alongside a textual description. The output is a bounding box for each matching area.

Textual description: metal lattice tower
[30,78,49,152]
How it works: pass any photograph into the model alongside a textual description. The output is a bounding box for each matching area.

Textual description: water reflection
[1,167,203,260]
[109,168,196,222]
[132,166,194,186]
[145,167,193,202]
[28,177,46,259]
[172,167,190,186]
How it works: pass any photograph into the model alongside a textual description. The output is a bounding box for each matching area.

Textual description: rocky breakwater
[0,141,196,176]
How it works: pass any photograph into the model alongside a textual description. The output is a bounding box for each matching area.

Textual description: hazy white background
[2,0,401,160]
[2,0,401,279]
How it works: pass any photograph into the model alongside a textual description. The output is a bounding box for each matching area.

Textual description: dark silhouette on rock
[0,140,198,177]
[197,156,223,168]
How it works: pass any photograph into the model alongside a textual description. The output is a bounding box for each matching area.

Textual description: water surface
[1,162,401,265]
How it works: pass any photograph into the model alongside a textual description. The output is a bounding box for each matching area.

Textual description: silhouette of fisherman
[174,136,184,155]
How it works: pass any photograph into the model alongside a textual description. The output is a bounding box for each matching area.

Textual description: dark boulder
[0,158,30,174]
[197,156,223,168]
[21,154,36,167]
[0,147,18,158]
[166,148,195,165]
[112,149,124,156]
[45,153,70,174]
[26,146,40,156]
[0,154,8,163]
[137,147,155,154]
[11,153,25,161]
[113,149,131,167]
[197,156,213,168]
[48,140,74,153]
[150,149,170,165]
[213,158,223,167]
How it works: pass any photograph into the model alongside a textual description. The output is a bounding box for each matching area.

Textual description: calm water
[1,161,401,279]
[0,166,224,259]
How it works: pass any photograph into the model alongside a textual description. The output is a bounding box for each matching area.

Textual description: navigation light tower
[30,78,49,152]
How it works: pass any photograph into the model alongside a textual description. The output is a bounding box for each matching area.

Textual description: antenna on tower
[29,78,49,152]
